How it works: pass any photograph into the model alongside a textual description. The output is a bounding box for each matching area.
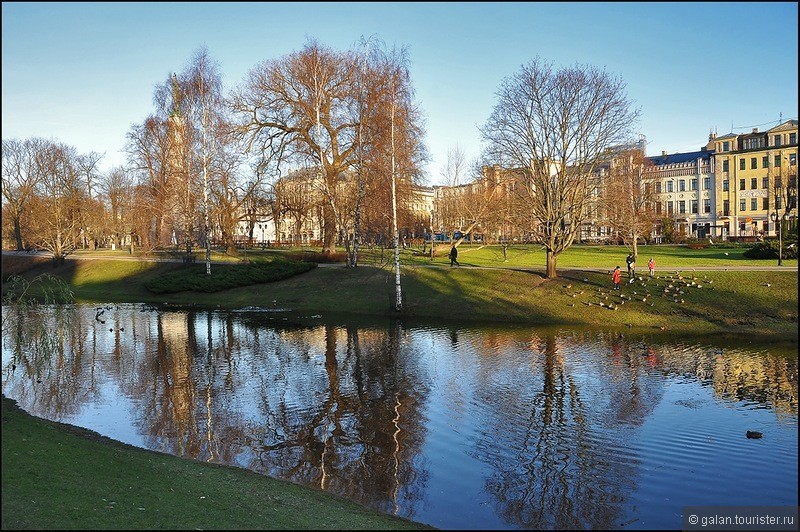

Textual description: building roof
[648,150,712,166]
[767,119,798,132]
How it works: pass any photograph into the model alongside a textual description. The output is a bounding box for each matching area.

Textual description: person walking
[626,253,636,278]
[648,257,655,277]
[449,244,460,266]
[612,266,622,290]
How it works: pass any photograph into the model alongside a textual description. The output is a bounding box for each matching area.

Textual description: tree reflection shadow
[1,305,796,529]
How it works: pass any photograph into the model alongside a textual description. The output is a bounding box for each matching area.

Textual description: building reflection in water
[2,304,797,530]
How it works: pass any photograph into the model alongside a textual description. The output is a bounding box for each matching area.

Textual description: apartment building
[646,148,716,240]
[709,119,797,239]
[230,121,797,247]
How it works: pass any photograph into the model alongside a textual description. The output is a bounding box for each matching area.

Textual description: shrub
[144,258,316,294]
[742,239,798,260]
[285,250,348,264]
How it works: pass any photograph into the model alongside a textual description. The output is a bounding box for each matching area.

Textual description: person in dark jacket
[449,244,460,266]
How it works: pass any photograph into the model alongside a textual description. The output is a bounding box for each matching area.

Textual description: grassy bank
[1,396,432,530]
[2,249,797,340]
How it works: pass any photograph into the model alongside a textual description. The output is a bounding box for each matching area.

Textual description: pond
[2,303,797,530]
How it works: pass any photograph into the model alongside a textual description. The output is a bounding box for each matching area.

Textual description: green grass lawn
[395,241,798,269]
[63,242,797,270]
[1,396,432,531]
[3,246,796,340]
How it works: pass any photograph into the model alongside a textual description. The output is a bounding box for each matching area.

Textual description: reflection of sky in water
[2,304,797,531]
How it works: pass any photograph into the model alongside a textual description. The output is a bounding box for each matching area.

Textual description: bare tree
[437,146,504,248]
[126,108,181,250]
[480,58,639,278]
[229,39,361,254]
[74,151,104,250]
[229,38,427,262]
[99,165,134,250]
[2,138,46,250]
[26,141,85,263]
[597,148,658,258]
[182,47,225,273]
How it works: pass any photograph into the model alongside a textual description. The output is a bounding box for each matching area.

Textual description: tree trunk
[545,249,558,279]
[14,218,24,251]
[321,203,336,253]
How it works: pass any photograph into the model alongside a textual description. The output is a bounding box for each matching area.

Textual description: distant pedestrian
[648,257,655,277]
[612,266,622,290]
[449,244,460,266]
[626,253,635,278]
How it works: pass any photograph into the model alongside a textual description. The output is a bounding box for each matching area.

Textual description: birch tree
[183,47,224,274]
[480,58,639,278]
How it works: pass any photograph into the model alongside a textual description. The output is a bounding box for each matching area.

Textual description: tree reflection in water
[1,304,796,530]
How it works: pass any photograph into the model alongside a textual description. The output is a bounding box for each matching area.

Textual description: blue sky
[2,2,798,184]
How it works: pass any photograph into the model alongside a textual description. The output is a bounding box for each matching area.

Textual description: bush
[285,250,348,263]
[742,239,798,260]
[144,258,316,294]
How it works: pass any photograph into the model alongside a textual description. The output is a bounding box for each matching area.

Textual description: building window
[723,141,730,151]
[703,177,711,190]
[739,159,746,171]
[655,181,662,193]
[744,137,764,150]
[739,179,746,190]
[777,197,783,210]
[668,201,674,215]
[776,177,783,188]
[723,159,729,172]
[656,202,662,214]
[762,155,769,168]
[723,180,729,192]
[751,157,757,169]
[751,178,757,189]
[740,199,746,211]
[667,181,674,193]
[751,198,757,211]
[703,198,711,213]
[790,153,797,165]
[679,201,686,214]
[723,200,730,216]
[790,133,797,144]
[774,135,782,147]
[762,177,769,189]
[679,180,686,192]
[762,197,769,210]
[690,178,697,191]
[691,200,698,214]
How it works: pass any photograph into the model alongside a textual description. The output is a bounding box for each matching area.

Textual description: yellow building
[709,119,797,239]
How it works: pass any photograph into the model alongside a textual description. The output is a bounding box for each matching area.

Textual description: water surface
[2,303,797,530]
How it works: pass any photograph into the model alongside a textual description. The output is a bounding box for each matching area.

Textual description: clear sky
[2,2,798,185]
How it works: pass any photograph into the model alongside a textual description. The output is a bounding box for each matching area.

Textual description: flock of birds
[561,270,722,329]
